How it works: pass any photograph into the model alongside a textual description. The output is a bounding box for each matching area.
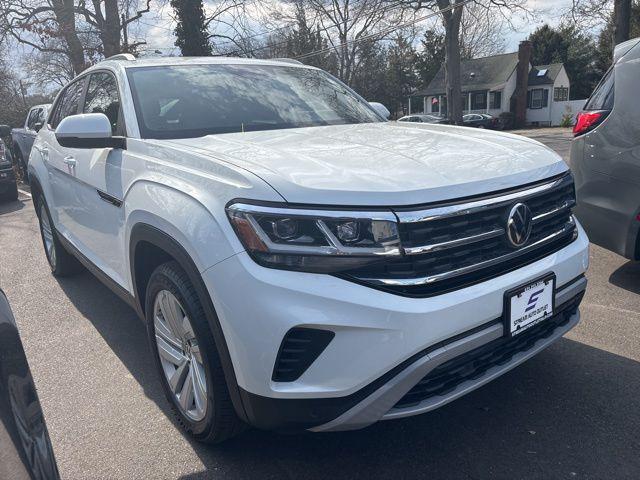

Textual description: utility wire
[293,0,476,61]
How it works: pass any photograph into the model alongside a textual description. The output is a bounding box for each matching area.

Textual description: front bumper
[0,167,16,191]
[203,222,589,430]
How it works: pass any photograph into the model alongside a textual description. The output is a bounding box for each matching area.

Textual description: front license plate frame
[504,273,556,337]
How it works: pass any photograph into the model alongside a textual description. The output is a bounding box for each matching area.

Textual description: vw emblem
[506,203,532,247]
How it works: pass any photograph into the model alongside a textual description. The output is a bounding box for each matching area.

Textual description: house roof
[414,52,518,96]
[413,51,567,97]
[528,63,563,86]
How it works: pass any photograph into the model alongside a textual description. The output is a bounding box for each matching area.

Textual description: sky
[138,0,580,57]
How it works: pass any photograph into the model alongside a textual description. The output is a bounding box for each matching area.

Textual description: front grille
[342,173,577,297]
[393,291,584,409]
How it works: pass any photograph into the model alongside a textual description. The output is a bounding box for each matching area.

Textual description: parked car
[0,289,60,480]
[0,128,18,202]
[11,104,50,181]
[572,37,640,260]
[397,114,448,124]
[28,55,588,443]
[463,113,498,129]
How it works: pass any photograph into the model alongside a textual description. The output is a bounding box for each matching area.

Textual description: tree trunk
[613,0,631,45]
[51,0,86,74]
[439,0,464,125]
[101,0,122,57]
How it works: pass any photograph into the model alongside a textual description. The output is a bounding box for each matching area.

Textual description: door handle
[63,156,76,166]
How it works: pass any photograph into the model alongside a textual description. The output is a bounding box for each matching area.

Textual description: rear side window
[585,67,615,110]
[50,81,85,128]
[83,72,121,134]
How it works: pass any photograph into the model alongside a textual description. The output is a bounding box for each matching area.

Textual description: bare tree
[0,0,154,74]
[459,1,505,59]
[22,46,75,90]
[301,0,406,84]
[567,0,613,29]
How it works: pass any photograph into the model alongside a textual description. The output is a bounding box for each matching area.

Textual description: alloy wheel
[153,290,208,421]
[39,204,56,269]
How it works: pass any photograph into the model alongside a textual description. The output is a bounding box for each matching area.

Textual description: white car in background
[28,55,588,443]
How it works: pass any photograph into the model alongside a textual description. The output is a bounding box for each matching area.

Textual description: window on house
[489,91,502,109]
[528,88,548,109]
[554,87,569,102]
[431,97,439,113]
[471,91,487,110]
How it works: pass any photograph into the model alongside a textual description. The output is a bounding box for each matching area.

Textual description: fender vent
[272,328,335,382]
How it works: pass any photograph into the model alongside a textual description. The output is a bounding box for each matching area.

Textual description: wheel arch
[129,222,249,424]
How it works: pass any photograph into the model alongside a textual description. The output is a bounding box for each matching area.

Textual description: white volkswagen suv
[29,55,589,443]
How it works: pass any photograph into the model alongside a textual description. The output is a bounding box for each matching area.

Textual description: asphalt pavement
[0,128,638,479]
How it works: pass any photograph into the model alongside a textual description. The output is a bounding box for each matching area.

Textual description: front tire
[35,194,83,276]
[145,261,245,443]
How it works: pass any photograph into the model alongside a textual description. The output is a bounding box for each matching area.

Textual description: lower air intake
[272,327,335,382]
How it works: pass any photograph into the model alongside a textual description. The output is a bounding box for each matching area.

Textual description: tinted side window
[83,72,121,134]
[51,81,84,128]
[37,108,47,125]
[26,109,40,130]
[585,67,615,110]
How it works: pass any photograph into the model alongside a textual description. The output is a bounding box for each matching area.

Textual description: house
[409,41,584,126]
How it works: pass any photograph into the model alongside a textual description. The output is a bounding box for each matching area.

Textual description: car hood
[164,122,567,206]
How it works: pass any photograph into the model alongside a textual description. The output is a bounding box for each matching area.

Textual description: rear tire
[145,261,246,444]
[35,194,83,276]
[14,150,28,184]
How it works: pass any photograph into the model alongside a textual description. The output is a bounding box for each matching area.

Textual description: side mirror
[55,113,126,149]
[369,102,390,120]
[0,125,10,137]
[34,122,43,132]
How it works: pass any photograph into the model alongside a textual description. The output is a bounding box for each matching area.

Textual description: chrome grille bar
[532,200,575,223]
[403,228,505,256]
[395,174,572,224]
[358,217,576,287]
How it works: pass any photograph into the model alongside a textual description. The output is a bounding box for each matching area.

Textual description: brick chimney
[512,40,532,128]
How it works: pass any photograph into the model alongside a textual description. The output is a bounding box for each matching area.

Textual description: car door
[61,71,129,287]
[42,79,86,230]
[19,108,39,157]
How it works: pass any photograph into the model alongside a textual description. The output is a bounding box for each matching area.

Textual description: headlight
[226,202,401,273]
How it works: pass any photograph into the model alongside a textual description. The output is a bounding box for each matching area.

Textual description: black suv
[0,125,18,202]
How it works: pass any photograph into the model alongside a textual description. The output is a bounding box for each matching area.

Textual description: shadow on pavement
[0,199,27,216]
[55,271,640,480]
[609,261,640,295]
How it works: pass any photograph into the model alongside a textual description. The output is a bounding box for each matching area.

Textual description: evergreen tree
[595,1,640,74]
[350,40,388,104]
[384,34,419,117]
[171,0,213,56]
[415,29,446,89]
[528,24,600,99]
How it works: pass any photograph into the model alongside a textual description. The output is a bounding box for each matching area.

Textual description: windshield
[126,64,383,139]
